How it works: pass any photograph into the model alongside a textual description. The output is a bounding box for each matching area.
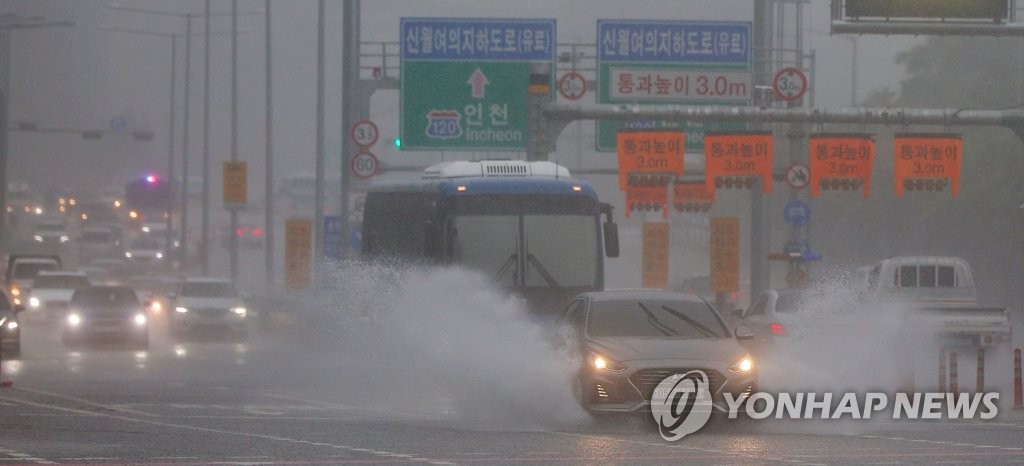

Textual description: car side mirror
[734,324,755,340]
[732,308,745,319]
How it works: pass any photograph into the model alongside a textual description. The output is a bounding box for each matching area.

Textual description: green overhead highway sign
[400,18,556,151]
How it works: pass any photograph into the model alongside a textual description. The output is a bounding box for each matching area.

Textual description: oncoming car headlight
[6,321,17,331]
[588,352,626,372]
[231,306,247,317]
[133,313,147,326]
[67,313,82,327]
[729,355,755,374]
[28,297,40,308]
[33,235,44,242]
[175,306,189,314]
[60,235,70,243]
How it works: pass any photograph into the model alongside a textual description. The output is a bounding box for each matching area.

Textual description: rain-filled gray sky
[3,0,923,197]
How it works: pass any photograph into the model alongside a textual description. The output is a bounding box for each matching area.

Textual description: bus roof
[368,176,598,198]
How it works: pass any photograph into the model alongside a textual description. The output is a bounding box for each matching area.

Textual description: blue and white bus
[362,160,619,314]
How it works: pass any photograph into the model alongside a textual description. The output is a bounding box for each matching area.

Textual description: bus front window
[450,214,598,289]
[451,215,518,288]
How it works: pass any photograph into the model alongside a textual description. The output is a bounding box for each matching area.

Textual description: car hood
[585,336,745,364]
[176,297,242,309]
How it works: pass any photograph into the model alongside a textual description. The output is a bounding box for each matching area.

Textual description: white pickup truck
[860,256,1011,348]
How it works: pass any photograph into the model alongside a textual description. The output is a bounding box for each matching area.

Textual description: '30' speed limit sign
[351,151,379,179]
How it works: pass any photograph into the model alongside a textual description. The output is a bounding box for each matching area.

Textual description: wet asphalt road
[1,314,1024,466]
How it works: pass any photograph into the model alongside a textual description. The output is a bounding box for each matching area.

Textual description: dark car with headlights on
[0,294,20,358]
[558,290,757,416]
[63,286,149,349]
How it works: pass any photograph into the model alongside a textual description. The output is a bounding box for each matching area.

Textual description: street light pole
[314,0,325,285]
[229,0,238,282]
[0,17,74,244]
[264,0,274,285]
[202,0,211,276]
[166,33,177,265]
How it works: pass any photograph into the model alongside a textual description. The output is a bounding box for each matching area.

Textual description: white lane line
[12,387,156,417]
[0,393,448,466]
[152,457,199,459]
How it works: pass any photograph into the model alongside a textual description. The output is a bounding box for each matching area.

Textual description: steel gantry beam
[529,104,1024,161]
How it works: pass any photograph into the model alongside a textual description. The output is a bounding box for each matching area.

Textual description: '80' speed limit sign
[351,151,379,179]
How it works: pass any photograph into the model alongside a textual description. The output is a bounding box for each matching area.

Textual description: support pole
[939,348,947,392]
[949,351,959,400]
[976,346,985,393]
[1014,348,1022,409]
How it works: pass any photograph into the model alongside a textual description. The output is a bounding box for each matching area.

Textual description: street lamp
[106,4,261,275]
[0,15,74,240]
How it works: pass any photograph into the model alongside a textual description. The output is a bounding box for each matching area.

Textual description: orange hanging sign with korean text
[893,134,962,197]
[625,184,669,219]
[673,180,715,207]
[808,134,875,198]
[704,131,774,195]
[617,130,685,191]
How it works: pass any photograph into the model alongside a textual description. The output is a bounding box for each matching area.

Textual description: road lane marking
[0,393,447,465]
[12,386,156,417]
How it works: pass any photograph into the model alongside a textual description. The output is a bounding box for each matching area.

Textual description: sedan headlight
[67,313,82,326]
[125,251,133,258]
[175,306,189,314]
[231,306,247,317]
[6,321,17,331]
[60,235,70,243]
[155,252,164,259]
[133,313,147,326]
[141,226,151,233]
[33,235,44,242]
[588,352,626,372]
[28,297,40,308]
[729,355,755,374]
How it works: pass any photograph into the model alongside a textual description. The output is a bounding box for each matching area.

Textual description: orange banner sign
[617,130,685,191]
[673,180,715,212]
[625,184,669,219]
[704,131,773,195]
[808,134,875,198]
[642,222,670,290]
[710,217,740,293]
[893,134,962,197]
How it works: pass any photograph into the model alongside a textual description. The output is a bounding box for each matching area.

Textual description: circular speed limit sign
[558,71,586,100]
[351,151,379,179]
[350,120,379,147]
[772,67,807,102]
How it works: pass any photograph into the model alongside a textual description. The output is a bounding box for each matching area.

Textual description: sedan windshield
[71,288,140,312]
[34,275,90,290]
[588,299,728,338]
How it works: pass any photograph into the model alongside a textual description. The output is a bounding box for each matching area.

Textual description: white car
[6,256,61,309]
[170,278,248,339]
[26,271,91,321]
[124,237,166,268]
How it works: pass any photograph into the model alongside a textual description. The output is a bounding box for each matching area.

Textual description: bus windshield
[451,213,598,289]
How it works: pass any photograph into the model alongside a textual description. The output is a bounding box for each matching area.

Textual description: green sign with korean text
[400,18,556,151]
[596,20,753,153]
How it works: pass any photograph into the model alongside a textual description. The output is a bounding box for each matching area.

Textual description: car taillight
[236,228,244,237]
[768,323,787,335]
[253,228,263,236]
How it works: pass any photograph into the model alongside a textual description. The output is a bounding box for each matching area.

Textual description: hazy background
[5,0,1022,316]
